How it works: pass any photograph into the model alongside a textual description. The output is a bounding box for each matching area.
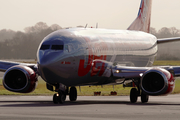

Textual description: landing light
[56,93,59,97]
[115,70,120,73]
[139,73,143,77]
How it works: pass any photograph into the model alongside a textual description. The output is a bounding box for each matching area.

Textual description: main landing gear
[53,85,77,104]
[69,87,77,101]
[130,87,149,103]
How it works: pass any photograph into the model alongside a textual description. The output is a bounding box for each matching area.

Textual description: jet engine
[141,68,175,95]
[3,65,38,93]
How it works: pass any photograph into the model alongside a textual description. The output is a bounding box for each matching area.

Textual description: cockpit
[39,38,64,51]
[39,44,73,53]
[40,44,64,50]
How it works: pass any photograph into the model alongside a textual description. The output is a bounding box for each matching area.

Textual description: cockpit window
[40,45,50,50]
[51,45,63,50]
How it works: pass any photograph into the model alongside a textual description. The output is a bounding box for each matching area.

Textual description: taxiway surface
[0,95,180,120]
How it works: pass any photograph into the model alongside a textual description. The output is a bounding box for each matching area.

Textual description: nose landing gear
[53,90,67,104]
[52,85,77,104]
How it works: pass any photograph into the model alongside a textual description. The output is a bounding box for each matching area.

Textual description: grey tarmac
[0,95,180,120]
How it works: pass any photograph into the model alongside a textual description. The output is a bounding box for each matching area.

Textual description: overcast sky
[0,0,180,32]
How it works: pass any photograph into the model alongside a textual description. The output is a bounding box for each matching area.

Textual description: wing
[157,37,180,44]
[111,65,180,96]
[112,65,180,79]
[0,60,37,72]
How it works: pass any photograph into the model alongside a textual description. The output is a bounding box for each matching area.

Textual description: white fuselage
[37,28,157,86]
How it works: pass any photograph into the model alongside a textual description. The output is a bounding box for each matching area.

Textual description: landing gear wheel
[53,92,67,104]
[141,93,149,103]
[130,88,138,103]
[69,87,77,101]
[53,94,58,104]
[63,94,66,101]
[58,92,66,104]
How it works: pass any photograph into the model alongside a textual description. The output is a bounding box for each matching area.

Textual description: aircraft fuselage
[37,28,157,86]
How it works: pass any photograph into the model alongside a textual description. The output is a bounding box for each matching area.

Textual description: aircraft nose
[37,48,69,81]
[38,49,63,65]
[38,50,51,66]
[37,51,51,78]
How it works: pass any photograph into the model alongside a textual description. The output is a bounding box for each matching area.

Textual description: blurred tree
[0,29,16,41]
[169,27,180,37]
[150,27,157,36]
[24,22,49,33]
[50,24,62,31]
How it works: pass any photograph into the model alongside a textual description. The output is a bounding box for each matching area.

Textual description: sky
[0,0,180,32]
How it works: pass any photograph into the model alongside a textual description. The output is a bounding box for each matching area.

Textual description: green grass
[153,60,180,66]
[172,79,180,94]
[1,78,180,96]
[76,85,132,96]
[0,79,131,96]
[0,60,180,96]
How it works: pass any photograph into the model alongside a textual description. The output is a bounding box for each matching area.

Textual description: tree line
[0,22,180,60]
[0,22,62,59]
[150,27,180,60]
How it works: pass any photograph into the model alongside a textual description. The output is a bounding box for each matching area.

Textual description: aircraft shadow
[0,100,180,107]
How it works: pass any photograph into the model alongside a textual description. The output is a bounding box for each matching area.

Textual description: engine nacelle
[141,68,175,96]
[3,65,38,93]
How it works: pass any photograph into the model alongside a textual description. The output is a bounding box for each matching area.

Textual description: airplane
[1,0,180,104]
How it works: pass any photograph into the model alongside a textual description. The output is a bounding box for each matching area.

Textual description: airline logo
[78,38,107,77]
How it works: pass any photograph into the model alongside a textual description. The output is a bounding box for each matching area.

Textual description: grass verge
[153,60,180,66]
[0,78,180,96]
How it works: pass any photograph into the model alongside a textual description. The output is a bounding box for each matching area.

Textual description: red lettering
[98,62,105,76]
[61,61,71,64]
[78,59,92,76]
[78,37,108,77]
[91,61,101,76]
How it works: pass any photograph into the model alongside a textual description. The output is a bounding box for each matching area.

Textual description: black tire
[58,93,66,104]
[53,94,58,104]
[141,92,149,103]
[130,88,138,103]
[63,94,67,101]
[69,87,77,101]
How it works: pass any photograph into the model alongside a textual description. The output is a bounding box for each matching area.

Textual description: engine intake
[141,68,175,95]
[3,65,38,93]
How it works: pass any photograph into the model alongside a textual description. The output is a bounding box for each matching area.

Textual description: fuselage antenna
[96,23,98,28]
[85,24,88,28]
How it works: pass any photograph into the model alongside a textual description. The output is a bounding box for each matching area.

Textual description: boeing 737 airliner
[1,0,180,104]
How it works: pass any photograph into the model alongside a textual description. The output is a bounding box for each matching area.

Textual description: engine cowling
[3,65,38,93]
[141,68,175,96]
